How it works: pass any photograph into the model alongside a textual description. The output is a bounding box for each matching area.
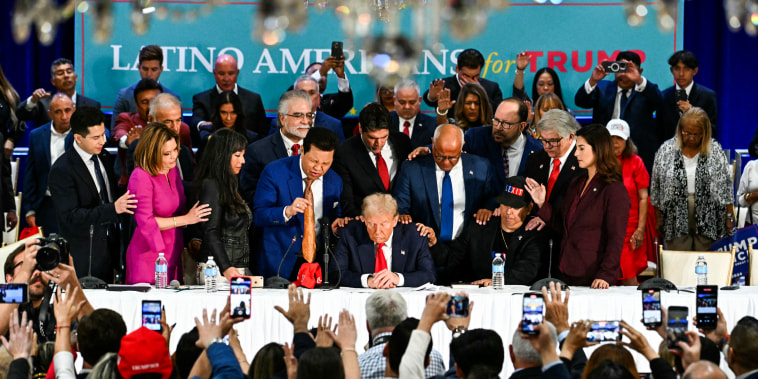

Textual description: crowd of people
[0,43,751,377]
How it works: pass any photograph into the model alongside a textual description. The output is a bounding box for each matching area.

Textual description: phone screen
[141,300,162,331]
[696,285,718,329]
[587,321,621,342]
[0,283,29,304]
[667,306,689,350]
[642,289,662,327]
[230,277,252,319]
[521,293,544,335]
[446,296,469,317]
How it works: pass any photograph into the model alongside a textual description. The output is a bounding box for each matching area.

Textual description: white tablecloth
[85,285,758,377]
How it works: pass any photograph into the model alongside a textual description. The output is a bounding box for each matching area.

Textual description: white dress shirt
[364,138,398,182]
[47,123,70,196]
[279,130,302,156]
[282,157,324,235]
[310,70,350,93]
[435,161,466,239]
[360,232,405,287]
[676,80,695,97]
[548,140,577,179]
[583,77,648,119]
[505,133,526,176]
[73,142,112,202]
[398,115,417,138]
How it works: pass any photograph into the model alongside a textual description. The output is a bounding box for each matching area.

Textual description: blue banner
[711,225,755,284]
[75,0,684,116]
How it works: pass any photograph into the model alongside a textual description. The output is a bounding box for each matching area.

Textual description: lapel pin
[593,188,597,192]
[469,170,473,175]
[333,202,338,208]
[518,235,523,241]
[571,166,575,170]
[401,250,406,255]
[539,164,544,169]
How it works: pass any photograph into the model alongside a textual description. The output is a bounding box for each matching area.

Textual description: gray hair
[365,291,407,331]
[294,75,318,89]
[361,193,399,218]
[149,93,182,120]
[536,109,580,139]
[276,89,312,128]
[86,352,120,379]
[511,321,557,364]
[394,79,420,97]
[432,124,465,145]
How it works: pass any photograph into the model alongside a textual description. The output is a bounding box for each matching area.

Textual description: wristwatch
[206,337,224,349]
[452,326,466,339]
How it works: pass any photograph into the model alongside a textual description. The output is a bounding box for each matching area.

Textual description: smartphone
[0,283,28,304]
[642,289,662,328]
[696,285,718,330]
[445,296,469,317]
[331,41,344,59]
[675,89,688,102]
[521,293,544,335]
[141,300,162,332]
[230,276,252,319]
[602,60,628,73]
[587,321,622,342]
[666,306,689,351]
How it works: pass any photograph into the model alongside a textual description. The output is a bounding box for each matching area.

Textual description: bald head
[431,124,464,171]
[214,54,239,91]
[682,361,726,379]
[48,93,75,133]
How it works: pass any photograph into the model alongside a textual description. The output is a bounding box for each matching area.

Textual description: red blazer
[538,174,630,285]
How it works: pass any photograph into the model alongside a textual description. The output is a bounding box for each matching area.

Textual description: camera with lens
[601,61,628,73]
[36,234,70,272]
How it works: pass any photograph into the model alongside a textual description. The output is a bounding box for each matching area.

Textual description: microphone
[528,238,569,291]
[169,279,181,288]
[319,217,338,289]
[548,239,553,279]
[80,225,106,289]
[265,234,299,289]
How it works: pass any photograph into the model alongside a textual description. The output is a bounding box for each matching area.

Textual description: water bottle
[737,276,746,287]
[492,252,504,290]
[695,254,708,285]
[155,253,168,289]
[205,257,218,292]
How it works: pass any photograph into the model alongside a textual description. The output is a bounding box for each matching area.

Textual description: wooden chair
[750,245,757,286]
[658,245,735,287]
[0,231,43,283]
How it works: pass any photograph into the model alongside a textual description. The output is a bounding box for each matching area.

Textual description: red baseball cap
[117,327,173,379]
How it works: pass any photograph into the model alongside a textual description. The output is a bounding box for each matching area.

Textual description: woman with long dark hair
[526,124,630,288]
[195,128,252,281]
[435,82,493,131]
[0,64,24,153]
[199,91,257,152]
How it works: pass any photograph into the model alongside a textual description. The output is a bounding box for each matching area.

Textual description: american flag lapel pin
[539,164,544,169]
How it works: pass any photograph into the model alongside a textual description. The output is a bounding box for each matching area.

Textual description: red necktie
[291,144,300,156]
[376,152,390,191]
[402,121,410,136]
[546,158,561,201]
[375,243,388,272]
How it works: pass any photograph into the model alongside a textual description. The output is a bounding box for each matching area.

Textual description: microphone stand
[80,225,107,289]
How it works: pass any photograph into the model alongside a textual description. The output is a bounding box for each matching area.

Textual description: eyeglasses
[492,118,521,130]
[433,154,461,163]
[681,131,702,139]
[538,137,564,147]
[283,112,316,120]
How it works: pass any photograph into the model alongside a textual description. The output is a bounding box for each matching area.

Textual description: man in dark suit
[658,50,718,140]
[17,58,100,129]
[391,79,436,149]
[190,54,268,145]
[524,109,584,277]
[725,316,758,379]
[332,193,435,288]
[574,51,663,171]
[333,102,412,218]
[423,49,503,112]
[253,127,347,280]
[393,124,495,283]
[110,45,179,132]
[464,98,543,193]
[48,107,137,281]
[21,93,75,234]
[268,75,345,141]
[508,322,559,379]
[241,90,314,206]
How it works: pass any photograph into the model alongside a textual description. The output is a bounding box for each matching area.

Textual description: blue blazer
[659,82,718,139]
[22,124,74,220]
[390,112,437,149]
[331,220,436,287]
[253,156,343,278]
[463,127,543,193]
[267,113,345,142]
[240,132,288,205]
[393,154,495,235]
[574,79,663,170]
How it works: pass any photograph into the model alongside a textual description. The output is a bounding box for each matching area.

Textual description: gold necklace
[500,228,509,251]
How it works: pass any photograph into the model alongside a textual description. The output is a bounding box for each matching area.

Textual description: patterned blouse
[650,138,733,241]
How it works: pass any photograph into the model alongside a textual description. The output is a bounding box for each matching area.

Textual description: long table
[85,285,758,377]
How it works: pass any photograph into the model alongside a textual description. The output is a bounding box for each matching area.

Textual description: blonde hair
[134,123,179,176]
[533,93,566,126]
[675,107,712,155]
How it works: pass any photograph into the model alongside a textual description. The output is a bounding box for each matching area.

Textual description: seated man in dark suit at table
[333,102,412,218]
[423,48,503,113]
[446,176,548,286]
[268,75,345,142]
[390,79,436,149]
[191,54,268,145]
[332,193,435,288]
[658,50,718,140]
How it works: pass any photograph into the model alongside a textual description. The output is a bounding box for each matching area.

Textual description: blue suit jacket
[574,79,663,171]
[332,221,436,287]
[110,82,178,132]
[390,112,437,149]
[463,127,543,193]
[253,156,343,278]
[240,132,288,205]
[393,154,495,235]
[267,113,345,142]
[21,124,73,216]
[659,82,718,139]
